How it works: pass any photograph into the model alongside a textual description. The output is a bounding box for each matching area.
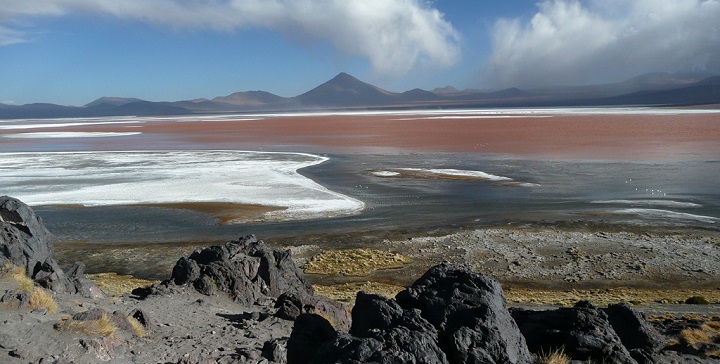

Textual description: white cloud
[0,0,459,76]
[484,0,720,88]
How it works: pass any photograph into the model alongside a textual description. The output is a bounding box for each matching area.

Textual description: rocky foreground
[1,195,720,363]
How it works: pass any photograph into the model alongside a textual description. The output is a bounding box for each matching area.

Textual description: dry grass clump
[677,329,712,348]
[2,263,59,313]
[313,281,405,304]
[706,347,720,358]
[127,316,146,337]
[2,263,34,292]
[702,320,720,334]
[28,288,58,314]
[666,318,720,358]
[304,249,411,276]
[536,347,570,364]
[85,272,159,296]
[505,287,720,307]
[57,313,118,338]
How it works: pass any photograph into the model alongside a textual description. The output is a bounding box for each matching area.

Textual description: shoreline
[56,222,720,306]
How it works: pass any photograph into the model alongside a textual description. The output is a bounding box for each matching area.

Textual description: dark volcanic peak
[213,90,286,106]
[295,72,394,107]
[85,97,144,107]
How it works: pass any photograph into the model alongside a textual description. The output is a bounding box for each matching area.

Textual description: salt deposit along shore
[0,150,365,222]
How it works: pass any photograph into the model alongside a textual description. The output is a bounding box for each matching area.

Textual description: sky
[1,0,719,106]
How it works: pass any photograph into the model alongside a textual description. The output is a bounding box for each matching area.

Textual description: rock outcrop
[158,235,351,331]
[0,196,103,298]
[513,302,629,362]
[603,303,666,363]
[289,263,675,364]
[289,263,533,364]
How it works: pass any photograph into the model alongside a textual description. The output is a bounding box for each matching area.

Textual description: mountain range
[1,72,719,119]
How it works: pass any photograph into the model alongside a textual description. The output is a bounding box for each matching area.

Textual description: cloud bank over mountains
[0,0,459,76]
[485,0,720,88]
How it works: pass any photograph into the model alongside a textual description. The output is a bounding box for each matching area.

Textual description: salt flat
[0,150,364,222]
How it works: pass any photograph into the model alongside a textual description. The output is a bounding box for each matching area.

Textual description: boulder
[602,303,666,364]
[128,308,152,332]
[0,196,104,298]
[165,235,351,331]
[275,293,304,321]
[167,235,313,304]
[287,314,338,364]
[511,301,637,364]
[1,196,61,285]
[289,264,533,364]
[262,338,288,364]
[396,263,533,364]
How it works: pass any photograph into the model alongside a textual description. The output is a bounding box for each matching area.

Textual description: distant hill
[213,91,287,106]
[598,76,720,106]
[85,97,144,107]
[295,72,395,107]
[1,71,719,119]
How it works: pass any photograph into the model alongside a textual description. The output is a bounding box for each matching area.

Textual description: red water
[2,111,720,160]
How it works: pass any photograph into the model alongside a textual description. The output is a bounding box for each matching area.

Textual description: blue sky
[1,0,718,106]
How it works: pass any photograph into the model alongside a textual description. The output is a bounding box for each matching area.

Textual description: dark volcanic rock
[0,289,30,308]
[396,263,533,364]
[349,292,405,335]
[275,293,304,321]
[290,264,532,364]
[262,338,288,363]
[603,303,666,363]
[168,235,312,304]
[287,314,338,364]
[0,196,103,298]
[512,301,637,364]
[164,235,351,331]
[1,196,60,282]
[128,308,152,332]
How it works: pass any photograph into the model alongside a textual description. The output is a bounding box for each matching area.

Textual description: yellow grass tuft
[701,320,720,334]
[678,329,712,348]
[28,288,58,314]
[58,313,118,338]
[1,262,15,274]
[706,347,720,358]
[2,264,34,292]
[313,281,405,304]
[304,249,411,276]
[85,272,159,296]
[536,347,571,364]
[127,316,146,337]
[13,273,35,293]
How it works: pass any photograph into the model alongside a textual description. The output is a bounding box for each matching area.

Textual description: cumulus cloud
[484,0,720,88]
[0,0,459,76]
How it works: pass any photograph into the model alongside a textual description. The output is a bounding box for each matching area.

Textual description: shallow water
[1,109,718,244]
[24,152,720,245]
